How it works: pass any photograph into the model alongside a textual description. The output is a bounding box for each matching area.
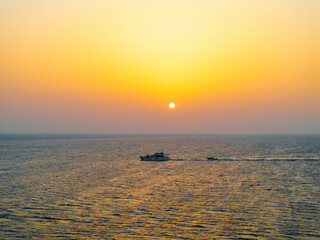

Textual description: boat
[140,152,170,161]
[207,157,219,160]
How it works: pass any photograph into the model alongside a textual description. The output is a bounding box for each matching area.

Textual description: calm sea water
[0,134,319,239]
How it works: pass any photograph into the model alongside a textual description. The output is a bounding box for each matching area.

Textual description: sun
[169,103,175,109]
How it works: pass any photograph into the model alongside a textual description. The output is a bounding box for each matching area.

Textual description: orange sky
[0,0,319,133]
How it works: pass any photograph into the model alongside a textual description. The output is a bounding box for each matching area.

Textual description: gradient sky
[0,0,319,134]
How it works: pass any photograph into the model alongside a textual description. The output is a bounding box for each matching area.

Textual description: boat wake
[171,157,320,162]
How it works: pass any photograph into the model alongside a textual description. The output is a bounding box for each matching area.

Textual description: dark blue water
[0,135,319,239]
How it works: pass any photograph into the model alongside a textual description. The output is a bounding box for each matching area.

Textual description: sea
[0,134,319,239]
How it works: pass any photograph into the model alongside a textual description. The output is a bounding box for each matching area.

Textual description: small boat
[140,152,170,161]
[207,157,219,160]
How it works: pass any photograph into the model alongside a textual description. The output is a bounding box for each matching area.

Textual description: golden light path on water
[0,135,319,239]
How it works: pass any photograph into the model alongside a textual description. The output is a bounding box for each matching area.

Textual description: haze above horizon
[0,0,319,134]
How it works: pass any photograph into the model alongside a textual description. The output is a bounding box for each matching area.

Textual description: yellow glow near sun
[169,103,175,109]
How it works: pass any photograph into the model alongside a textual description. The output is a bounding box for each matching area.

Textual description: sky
[0,0,319,134]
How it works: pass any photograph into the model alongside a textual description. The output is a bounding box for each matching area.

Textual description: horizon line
[1,133,319,136]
